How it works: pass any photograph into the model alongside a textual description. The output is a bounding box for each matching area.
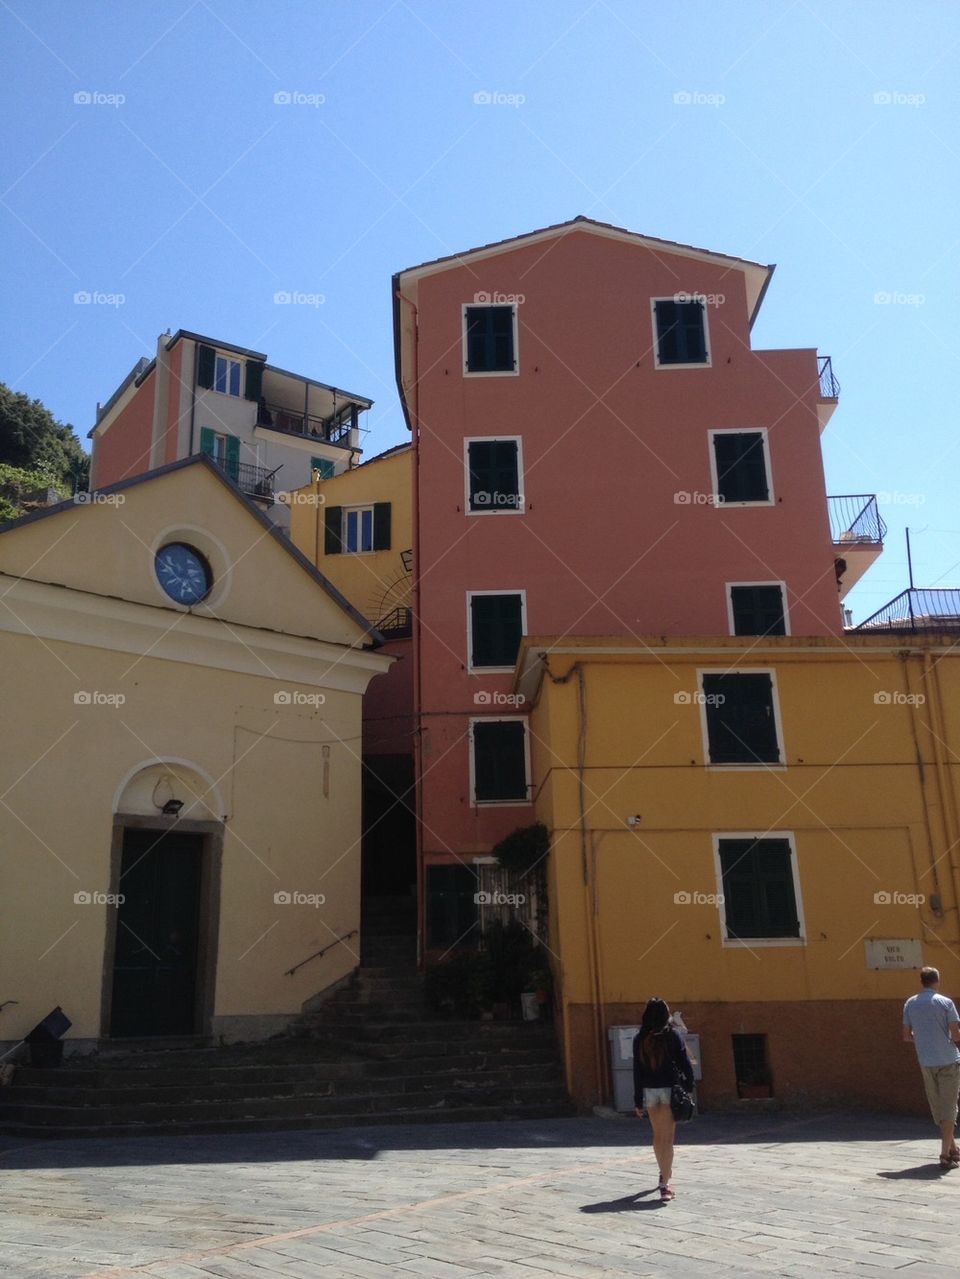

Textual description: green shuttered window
[472,720,528,802]
[702,673,780,764]
[718,838,800,939]
[470,593,523,668]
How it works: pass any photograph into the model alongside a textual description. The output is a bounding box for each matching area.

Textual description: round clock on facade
[154,542,212,605]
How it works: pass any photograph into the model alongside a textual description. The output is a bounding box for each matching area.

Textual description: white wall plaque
[865,938,923,970]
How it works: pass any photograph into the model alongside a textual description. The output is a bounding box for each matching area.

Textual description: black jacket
[633,1027,694,1106]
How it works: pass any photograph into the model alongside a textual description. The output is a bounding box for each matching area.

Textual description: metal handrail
[284,928,358,976]
[818,355,840,398]
[854,588,960,633]
[828,494,886,545]
[377,606,412,637]
[257,401,356,446]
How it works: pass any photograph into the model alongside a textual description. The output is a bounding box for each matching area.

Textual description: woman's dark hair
[639,996,671,1070]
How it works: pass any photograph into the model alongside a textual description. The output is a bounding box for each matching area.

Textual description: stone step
[1,1097,576,1140]
[3,1079,570,1127]
[9,1062,564,1108]
[15,1043,561,1090]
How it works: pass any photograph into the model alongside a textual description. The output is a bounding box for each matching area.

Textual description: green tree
[0,383,88,520]
[0,382,89,490]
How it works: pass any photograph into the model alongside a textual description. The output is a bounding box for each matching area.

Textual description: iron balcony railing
[377,606,412,638]
[818,355,840,399]
[828,494,886,546]
[855,589,960,634]
[256,400,356,447]
[212,457,277,502]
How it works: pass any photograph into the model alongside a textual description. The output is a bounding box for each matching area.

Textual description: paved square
[0,1111,956,1278]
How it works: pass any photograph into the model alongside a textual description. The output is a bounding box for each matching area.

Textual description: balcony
[817,355,840,429]
[377,606,413,639]
[854,588,960,635]
[212,457,276,504]
[256,400,356,448]
[828,494,886,597]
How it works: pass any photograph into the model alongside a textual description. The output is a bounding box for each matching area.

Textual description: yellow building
[516,633,960,1114]
[286,442,412,634]
[0,456,390,1052]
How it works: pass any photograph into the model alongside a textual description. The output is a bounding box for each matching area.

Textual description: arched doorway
[102,762,223,1040]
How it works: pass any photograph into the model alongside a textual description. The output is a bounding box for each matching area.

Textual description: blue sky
[2,0,958,621]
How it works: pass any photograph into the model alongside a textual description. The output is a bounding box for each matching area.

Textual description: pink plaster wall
[411,228,843,861]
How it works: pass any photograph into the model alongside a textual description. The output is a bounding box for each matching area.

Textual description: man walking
[903,967,960,1168]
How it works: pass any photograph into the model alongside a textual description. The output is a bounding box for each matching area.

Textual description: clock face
[155,542,212,605]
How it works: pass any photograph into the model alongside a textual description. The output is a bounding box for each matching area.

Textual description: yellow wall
[0,632,365,1043]
[288,446,412,626]
[525,636,960,1105]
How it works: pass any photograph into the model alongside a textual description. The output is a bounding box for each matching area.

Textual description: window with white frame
[213,355,243,397]
[652,297,710,366]
[715,834,803,942]
[468,592,525,669]
[728,583,788,636]
[710,430,771,504]
[463,304,518,374]
[700,671,783,765]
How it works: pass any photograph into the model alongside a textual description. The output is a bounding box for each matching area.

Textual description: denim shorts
[642,1087,672,1109]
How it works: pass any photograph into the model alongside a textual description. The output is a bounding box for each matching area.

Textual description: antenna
[906,527,914,590]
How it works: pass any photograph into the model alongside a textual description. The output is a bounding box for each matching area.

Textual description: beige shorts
[920,1064,960,1125]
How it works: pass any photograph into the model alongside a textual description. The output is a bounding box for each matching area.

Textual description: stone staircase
[0,896,574,1138]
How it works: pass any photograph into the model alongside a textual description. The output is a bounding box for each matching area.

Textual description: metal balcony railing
[256,400,356,447]
[377,606,412,638]
[854,588,960,634]
[212,457,276,502]
[818,355,840,399]
[828,494,886,546]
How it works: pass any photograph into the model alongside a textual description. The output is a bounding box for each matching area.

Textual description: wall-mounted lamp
[162,799,184,816]
[626,815,642,828]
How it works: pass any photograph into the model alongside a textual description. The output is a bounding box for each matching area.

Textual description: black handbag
[670,1053,695,1123]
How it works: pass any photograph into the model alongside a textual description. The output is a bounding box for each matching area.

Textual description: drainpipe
[575,666,605,1105]
[903,653,945,918]
[921,652,960,935]
[396,289,423,964]
[188,341,198,456]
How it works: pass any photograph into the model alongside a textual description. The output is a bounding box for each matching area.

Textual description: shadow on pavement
[0,1111,939,1172]
[580,1188,663,1212]
[877,1163,952,1180]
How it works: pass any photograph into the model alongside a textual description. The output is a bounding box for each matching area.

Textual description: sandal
[659,1183,675,1201]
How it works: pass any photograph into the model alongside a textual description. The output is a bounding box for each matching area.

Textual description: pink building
[89,330,372,529]
[393,216,884,954]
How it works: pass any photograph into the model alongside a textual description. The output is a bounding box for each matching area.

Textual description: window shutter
[720,838,798,939]
[197,344,215,389]
[703,673,780,764]
[471,594,523,667]
[473,720,527,801]
[654,300,680,363]
[373,502,392,550]
[199,426,215,456]
[714,432,768,503]
[311,457,334,480]
[719,840,761,938]
[224,434,240,481]
[244,360,264,402]
[731,585,786,637]
[683,301,707,362]
[324,505,342,555]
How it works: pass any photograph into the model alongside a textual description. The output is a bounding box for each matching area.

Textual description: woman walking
[633,997,694,1202]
